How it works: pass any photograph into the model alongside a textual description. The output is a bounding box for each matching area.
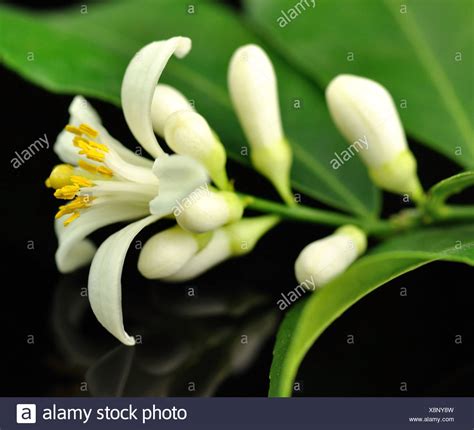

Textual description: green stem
[432,204,474,222]
[240,194,394,235]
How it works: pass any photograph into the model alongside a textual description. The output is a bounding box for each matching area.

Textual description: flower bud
[326,74,424,201]
[164,110,230,190]
[165,215,279,283]
[228,44,293,204]
[294,225,367,287]
[151,84,194,136]
[175,190,244,233]
[137,225,211,279]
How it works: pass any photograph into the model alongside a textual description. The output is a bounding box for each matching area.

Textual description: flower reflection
[51,270,277,396]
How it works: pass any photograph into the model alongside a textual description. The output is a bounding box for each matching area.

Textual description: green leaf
[426,171,474,209]
[269,224,474,397]
[0,0,379,216]
[244,0,474,169]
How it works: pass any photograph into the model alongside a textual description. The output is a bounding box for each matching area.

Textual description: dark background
[1,0,473,396]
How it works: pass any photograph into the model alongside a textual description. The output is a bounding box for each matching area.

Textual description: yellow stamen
[55,196,92,219]
[65,125,82,135]
[63,212,80,226]
[78,160,113,177]
[45,164,75,189]
[73,136,90,149]
[70,175,94,187]
[79,123,99,138]
[87,140,109,152]
[54,184,80,200]
[82,148,105,162]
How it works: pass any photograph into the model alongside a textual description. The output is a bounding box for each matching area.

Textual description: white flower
[138,216,279,282]
[294,225,367,287]
[47,37,212,345]
[228,44,293,204]
[326,74,424,201]
[164,110,230,189]
[175,190,244,233]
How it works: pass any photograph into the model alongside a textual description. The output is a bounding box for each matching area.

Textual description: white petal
[121,37,192,158]
[88,215,159,346]
[151,84,194,136]
[149,154,209,216]
[55,96,153,168]
[164,229,232,282]
[55,203,149,273]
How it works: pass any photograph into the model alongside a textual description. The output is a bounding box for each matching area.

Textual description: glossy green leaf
[0,0,379,215]
[426,171,474,209]
[244,0,474,169]
[269,224,474,397]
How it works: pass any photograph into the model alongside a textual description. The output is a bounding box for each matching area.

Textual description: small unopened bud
[326,74,424,202]
[165,215,279,283]
[228,44,293,204]
[151,84,194,136]
[294,225,367,287]
[175,190,244,233]
[164,110,230,190]
[138,225,211,279]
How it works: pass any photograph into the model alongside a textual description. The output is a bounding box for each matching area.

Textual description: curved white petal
[55,203,149,273]
[149,154,209,216]
[121,37,192,159]
[55,96,153,168]
[88,215,159,346]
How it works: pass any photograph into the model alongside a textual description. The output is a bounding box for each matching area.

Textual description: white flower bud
[164,110,230,190]
[326,74,424,201]
[164,229,232,282]
[228,44,293,204]
[151,84,194,136]
[137,226,201,279]
[165,215,279,283]
[294,225,367,287]
[175,190,244,233]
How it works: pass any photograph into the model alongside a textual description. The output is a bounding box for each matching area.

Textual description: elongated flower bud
[164,110,230,190]
[228,45,293,205]
[151,84,194,136]
[326,74,424,202]
[138,216,278,283]
[137,226,211,279]
[294,225,367,287]
[175,190,244,233]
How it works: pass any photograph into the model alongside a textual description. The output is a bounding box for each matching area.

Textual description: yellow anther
[73,136,90,149]
[96,165,114,177]
[78,160,113,177]
[65,125,82,135]
[83,148,105,162]
[79,123,99,138]
[55,196,92,219]
[70,176,94,187]
[45,164,75,189]
[87,140,109,152]
[54,184,80,200]
[63,212,80,226]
